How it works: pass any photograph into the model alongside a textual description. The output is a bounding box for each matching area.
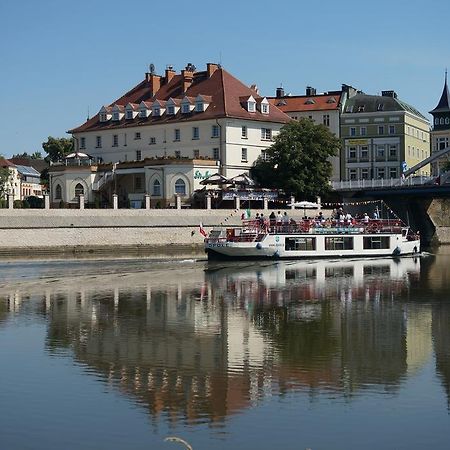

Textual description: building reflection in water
[0,255,447,424]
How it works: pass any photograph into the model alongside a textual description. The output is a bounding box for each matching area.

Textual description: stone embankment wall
[0,209,319,258]
[425,199,450,246]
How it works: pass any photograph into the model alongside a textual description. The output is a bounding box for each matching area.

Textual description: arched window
[74,183,84,197]
[435,118,439,125]
[174,178,186,195]
[152,179,161,196]
[440,117,445,125]
[55,184,62,200]
[446,117,450,125]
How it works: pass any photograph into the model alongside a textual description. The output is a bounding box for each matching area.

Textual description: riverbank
[0,209,316,258]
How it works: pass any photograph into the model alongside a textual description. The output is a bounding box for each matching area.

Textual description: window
[363,236,390,249]
[134,132,141,140]
[377,103,384,111]
[152,179,161,196]
[357,105,365,112]
[126,110,133,120]
[135,176,143,191]
[350,127,356,136]
[136,150,142,161]
[174,129,180,141]
[378,125,384,135]
[241,148,248,162]
[325,237,354,250]
[100,113,108,122]
[96,136,102,148]
[74,183,84,197]
[113,112,120,121]
[153,107,160,117]
[182,103,190,114]
[435,118,439,125]
[389,167,397,178]
[389,145,397,158]
[446,118,450,125]
[80,137,86,149]
[376,145,385,158]
[360,127,366,136]
[242,126,248,138]
[248,101,256,112]
[360,146,369,160]
[440,118,445,125]
[195,101,204,112]
[193,149,200,158]
[55,184,62,200]
[345,105,353,113]
[149,137,156,145]
[175,150,181,158]
[348,147,357,159]
[389,125,395,134]
[261,128,272,140]
[212,125,220,138]
[377,168,385,179]
[261,103,269,114]
[285,237,316,251]
[323,114,330,126]
[139,108,147,118]
[174,178,186,195]
[112,135,118,147]
[261,149,268,160]
[213,148,220,160]
[192,127,199,140]
[361,168,369,179]
[349,169,357,180]
[167,105,175,115]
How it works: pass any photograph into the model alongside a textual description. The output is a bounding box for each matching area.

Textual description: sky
[1,0,450,158]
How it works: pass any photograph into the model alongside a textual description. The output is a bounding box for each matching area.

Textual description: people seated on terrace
[363,213,370,224]
[269,211,276,227]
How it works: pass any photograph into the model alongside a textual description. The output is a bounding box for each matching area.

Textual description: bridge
[331,175,450,246]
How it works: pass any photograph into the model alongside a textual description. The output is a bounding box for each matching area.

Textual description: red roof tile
[69,66,290,133]
[268,93,342,112]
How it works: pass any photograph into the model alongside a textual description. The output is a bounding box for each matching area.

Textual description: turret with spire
[430,70,450,130]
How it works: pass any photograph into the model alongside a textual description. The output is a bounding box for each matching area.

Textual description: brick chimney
[182,69,194,93]
[207,63,219,77]
[145,74,161,96]
[165,66,176,84]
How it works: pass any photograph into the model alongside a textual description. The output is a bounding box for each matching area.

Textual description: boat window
[285,237,316,251]
[363,236,390,249]
[325,237,353,250]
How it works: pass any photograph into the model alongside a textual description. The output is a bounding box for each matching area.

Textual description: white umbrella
[288,201,321,217]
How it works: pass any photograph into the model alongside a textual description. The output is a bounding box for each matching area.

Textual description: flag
[199,222,207,237]
[246,208,251,219]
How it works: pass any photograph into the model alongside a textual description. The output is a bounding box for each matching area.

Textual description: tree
[42,136,74,163]
[0,159,12,200]
[31,151,43,159]
[251,119,341,199]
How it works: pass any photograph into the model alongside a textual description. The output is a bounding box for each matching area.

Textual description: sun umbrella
[199,173,230,186]
[228,173,256,186]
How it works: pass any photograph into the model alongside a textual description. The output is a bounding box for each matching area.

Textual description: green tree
[442,160,450,172]
[0,159,12,199]
[42,136,74,163]
[251,119,341,199]
[31,151,43,159]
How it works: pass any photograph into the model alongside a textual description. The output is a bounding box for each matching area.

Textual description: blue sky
[1,0,449,157]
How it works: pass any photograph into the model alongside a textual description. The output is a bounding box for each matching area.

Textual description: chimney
[306,86,316,96]
[165,65,176,84]
[207,63,219,77]
[182,68,194,93]
[276,87,285,98]
[146,74,161,96]
[381,90,397,98]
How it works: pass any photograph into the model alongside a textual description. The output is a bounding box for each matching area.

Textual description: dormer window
[327,97,337,103]
[196,101,204,112]
[358,105,365,112]
[305,98,315,105]
[113,112,120,121]
[259,98,269,114]
[153,107,160,117]
[167,105,175,115]
[345,105,353,113]
[377,103,384,111]
[139,109,147,118]
[182,104,190,114]
[126,110,133,120]
[248,101,256,112]
[100,113,108,122]
[99,106,112,122]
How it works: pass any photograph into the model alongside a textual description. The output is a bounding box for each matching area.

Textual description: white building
[0,159,43,201]
[50,63,290,207]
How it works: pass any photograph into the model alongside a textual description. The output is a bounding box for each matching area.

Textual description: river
[0,250,449,450]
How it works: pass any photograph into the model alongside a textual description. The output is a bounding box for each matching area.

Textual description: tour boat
[204,218,420,260]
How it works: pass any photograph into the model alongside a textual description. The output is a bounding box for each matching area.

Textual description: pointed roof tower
[430,70,450,114]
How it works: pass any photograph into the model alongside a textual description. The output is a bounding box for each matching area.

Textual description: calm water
[0,251,450,450]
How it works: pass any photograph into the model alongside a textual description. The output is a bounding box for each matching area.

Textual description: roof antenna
[87,106,90,121]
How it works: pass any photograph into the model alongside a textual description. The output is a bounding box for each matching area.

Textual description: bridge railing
[332,176,435,191]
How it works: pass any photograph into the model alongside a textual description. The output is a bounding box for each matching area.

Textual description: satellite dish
[149,63,155,74]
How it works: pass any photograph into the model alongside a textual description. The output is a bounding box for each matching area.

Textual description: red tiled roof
[69,67,290,133]
[0,159,15,168]
[268,93,342,112]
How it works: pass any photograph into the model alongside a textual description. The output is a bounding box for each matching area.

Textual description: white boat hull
[206,232,420,260]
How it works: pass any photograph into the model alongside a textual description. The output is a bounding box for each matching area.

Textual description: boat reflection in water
[0,256,441,426]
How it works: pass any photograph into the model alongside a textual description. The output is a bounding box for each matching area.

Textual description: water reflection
[0,255,448,427]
